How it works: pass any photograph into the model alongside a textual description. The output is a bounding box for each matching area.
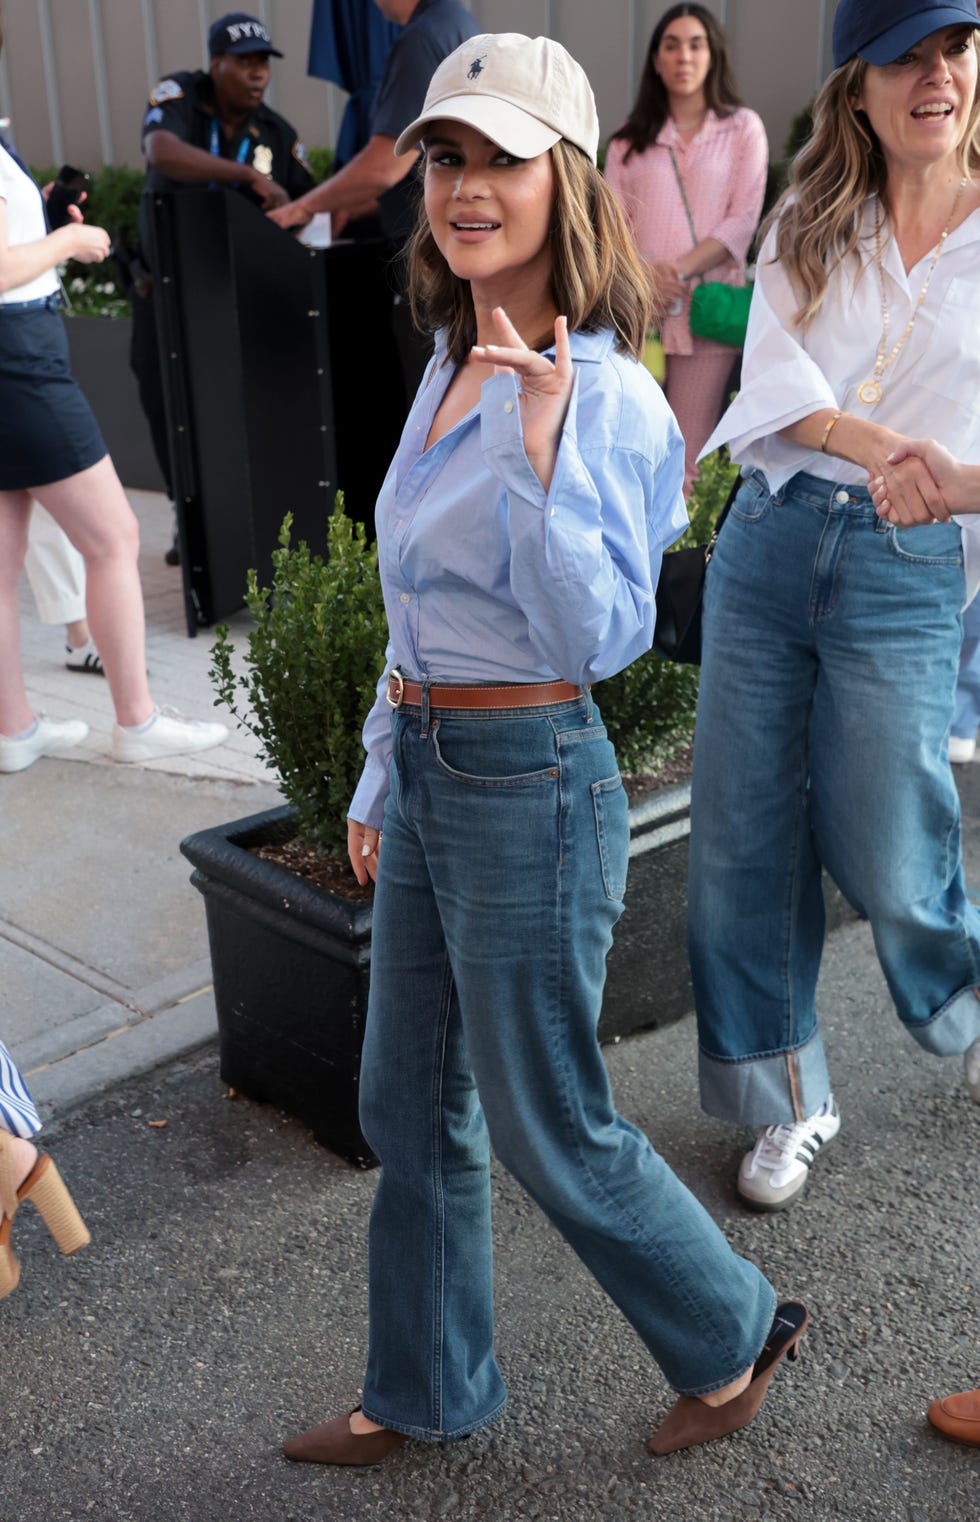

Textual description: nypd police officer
[132,11,314,558]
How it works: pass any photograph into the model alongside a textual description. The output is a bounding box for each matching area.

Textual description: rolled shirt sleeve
[481,366,687,685]
[710,111,769,266]
[699,226,839,473]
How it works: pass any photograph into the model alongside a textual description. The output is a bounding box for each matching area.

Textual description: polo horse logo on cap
[467,55,486,80]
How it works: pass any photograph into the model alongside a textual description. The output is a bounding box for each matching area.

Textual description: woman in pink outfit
[605,3,768,497]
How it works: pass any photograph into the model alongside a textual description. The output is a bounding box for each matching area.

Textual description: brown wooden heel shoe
[648,1301,809,1456]
[282,1408,409,1466]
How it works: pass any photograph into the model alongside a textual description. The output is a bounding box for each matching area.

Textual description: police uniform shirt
[139,69,313,257]
[370,0,480,244]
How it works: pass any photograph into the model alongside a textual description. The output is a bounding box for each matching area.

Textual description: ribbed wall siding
[0,1,832,173]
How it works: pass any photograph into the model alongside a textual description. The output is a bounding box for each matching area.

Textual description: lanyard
[209,120,251,165]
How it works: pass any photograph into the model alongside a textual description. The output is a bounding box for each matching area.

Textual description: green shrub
[209,496,388,858]
[596,448,739,775]
[306,145,334,184]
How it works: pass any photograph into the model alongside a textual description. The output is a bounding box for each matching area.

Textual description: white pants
[24,502,86,625]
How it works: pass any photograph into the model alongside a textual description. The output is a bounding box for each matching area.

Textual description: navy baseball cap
[208,13,283,59]
[833,0,980,68]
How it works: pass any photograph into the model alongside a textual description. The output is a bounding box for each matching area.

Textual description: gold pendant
[857,379,882,406]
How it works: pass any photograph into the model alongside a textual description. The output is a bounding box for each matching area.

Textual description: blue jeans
[689,471,980,1125]
[359,694,775,1440]
[953,593,980,740]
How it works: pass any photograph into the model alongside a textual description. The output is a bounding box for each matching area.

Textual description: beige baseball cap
[394,33,600,164]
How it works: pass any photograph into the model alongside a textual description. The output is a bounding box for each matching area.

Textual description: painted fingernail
[361,843,372,857]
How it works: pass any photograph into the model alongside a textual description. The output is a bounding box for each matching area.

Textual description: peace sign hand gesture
[472,307,573,493]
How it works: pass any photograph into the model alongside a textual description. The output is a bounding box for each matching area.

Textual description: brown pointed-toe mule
[648,1301,809,1456]
[282,1408,409,1466]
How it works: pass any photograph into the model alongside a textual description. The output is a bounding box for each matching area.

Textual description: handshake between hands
[871,438,980,525]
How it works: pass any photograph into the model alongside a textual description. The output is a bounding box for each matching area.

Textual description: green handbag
[668,146,753,349]
[688,280,753,348]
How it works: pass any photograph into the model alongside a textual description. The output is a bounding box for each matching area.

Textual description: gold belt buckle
[386,669,405,709]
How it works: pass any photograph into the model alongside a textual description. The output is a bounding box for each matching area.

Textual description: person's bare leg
[32,457,154,727]
[0,489,38,735]
[66,618,90,649]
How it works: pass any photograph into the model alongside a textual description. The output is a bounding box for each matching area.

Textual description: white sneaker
[111,707,227,763]
[64,638,104,676]
[965,1037,980,1104]
[737,1097,841,1211]
[948,734,977,764]
[0,716,89,773]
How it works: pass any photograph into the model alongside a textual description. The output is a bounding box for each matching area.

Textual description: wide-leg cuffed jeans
[358,694,775,1441]
[689,470,980,1126]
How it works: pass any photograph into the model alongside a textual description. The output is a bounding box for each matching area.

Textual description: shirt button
[399,592,411,604]
[504,400,514,414]
[835,490,850,504]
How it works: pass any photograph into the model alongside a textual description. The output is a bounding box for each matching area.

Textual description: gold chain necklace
[857,176,966,407]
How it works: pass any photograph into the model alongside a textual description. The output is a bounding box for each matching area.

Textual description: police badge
[253,144,273,177]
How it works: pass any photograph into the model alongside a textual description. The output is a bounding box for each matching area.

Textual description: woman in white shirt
[688,0,980,1211]
[0,17,225,769]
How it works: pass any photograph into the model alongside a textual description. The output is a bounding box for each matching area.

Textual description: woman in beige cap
[283,32,805,1468]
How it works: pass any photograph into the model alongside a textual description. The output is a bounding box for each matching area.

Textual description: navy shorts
[0,298,107,490]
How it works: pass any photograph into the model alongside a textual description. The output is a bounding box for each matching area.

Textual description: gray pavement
[2,498,978,1521]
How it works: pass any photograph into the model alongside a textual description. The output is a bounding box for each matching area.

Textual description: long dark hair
[610,4,741,162]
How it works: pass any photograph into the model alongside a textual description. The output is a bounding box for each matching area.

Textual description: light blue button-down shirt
[349,326,688,828]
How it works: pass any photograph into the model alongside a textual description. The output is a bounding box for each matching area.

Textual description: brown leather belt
[386,670,584,710]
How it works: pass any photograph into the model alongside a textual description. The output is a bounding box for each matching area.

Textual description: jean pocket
[730,471,773,524]
[591,774,629,902]
[884,520,963,566]
[430,722,559,789]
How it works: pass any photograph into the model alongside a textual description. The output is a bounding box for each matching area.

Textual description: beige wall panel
[154,0,206,78]
[1,1,55,166]
[262,0,345,152]
[0,0,831,172]
[48,0,102,167]
[101,0,160,165]
[726,0,821,160]
[469,1,550,36]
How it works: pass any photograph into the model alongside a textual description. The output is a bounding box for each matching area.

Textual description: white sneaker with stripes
[737,1097,840,1211]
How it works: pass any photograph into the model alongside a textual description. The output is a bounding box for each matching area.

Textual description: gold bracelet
[820,411,845,452]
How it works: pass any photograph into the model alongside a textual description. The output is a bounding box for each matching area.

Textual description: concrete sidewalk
[2,498,978,1521]
[5,490,282,1118]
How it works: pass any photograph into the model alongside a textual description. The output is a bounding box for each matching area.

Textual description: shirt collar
[657,109,727,148]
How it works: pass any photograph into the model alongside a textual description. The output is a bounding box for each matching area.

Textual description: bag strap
[668,146,708,294]
[667,147,699,252]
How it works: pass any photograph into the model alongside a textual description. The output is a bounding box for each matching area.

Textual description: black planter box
[180,806,374,1165]
[600,784,694,1042]
[64,315,165,493]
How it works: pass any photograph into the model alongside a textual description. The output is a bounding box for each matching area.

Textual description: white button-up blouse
[701,200,980,604]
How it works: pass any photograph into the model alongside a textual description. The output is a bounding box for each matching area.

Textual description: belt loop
[419,677,431,739]
[583,683,594,723]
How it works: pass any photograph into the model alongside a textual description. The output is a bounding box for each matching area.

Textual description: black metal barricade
[150,189,406,633]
